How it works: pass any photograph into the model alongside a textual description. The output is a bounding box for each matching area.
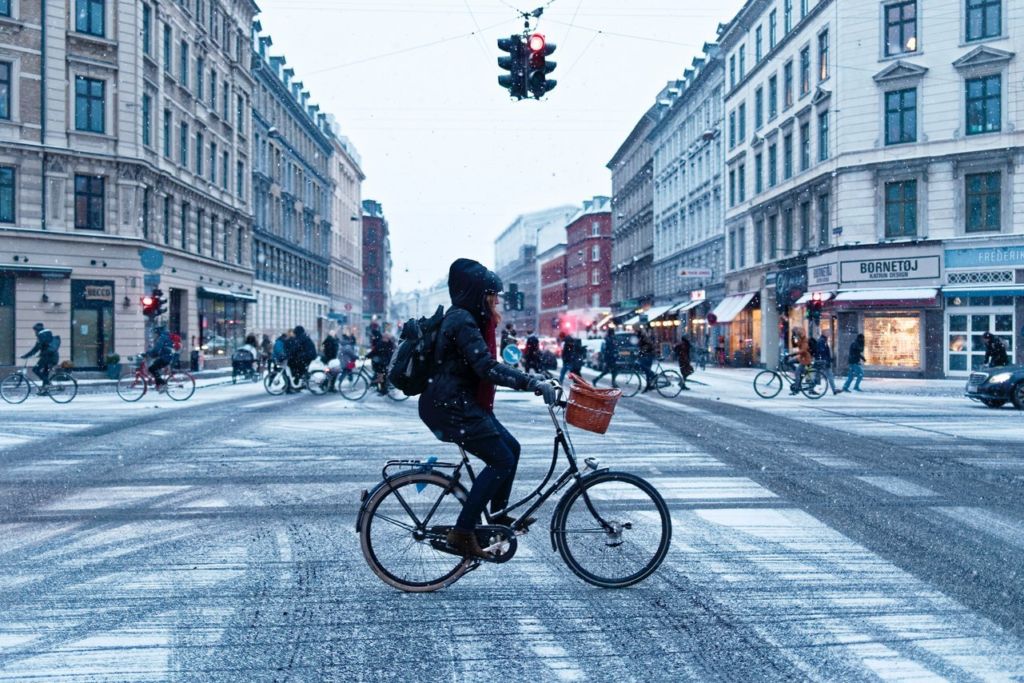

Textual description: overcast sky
[255,0,746,292]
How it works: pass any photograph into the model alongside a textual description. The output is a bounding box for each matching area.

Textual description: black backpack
[388,305,445,396]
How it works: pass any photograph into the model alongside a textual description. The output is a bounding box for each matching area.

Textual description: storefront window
[198,295,248,356]
[946,306,1013,373]
[0,276,13,365]
[864,312,921,368]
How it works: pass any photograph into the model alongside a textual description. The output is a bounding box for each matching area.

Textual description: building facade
[537,243,567,338]
[250,27,334,342]
[327,122,364,333]
[648,45,727,349]
[565,196,612,331]
[718,0,1024,376]
[362,199,391,331]
[0,0,258,371]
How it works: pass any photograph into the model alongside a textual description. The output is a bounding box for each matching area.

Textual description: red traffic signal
[528,33,546,52]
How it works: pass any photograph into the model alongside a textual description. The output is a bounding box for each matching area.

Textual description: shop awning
[943,286,1024,297]
[0,263,72,278]
[708,292,756,324]
[198,286,258,303]
[595,313,614,328]
[675,298,705,313]
[639,304,675,322]
[794,291,835,305]
[620,316,640,327]
[833,288,939,302]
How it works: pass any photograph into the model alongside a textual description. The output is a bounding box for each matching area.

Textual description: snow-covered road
[0,371,1021,681]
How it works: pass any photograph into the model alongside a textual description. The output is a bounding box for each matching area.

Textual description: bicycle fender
[548,468,610,552]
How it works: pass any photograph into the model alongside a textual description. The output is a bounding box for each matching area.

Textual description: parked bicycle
[116,355,196,401]
[0,363,78,404]
[753,359,826,399]
[337,358,408,402]
[356,379,671,592]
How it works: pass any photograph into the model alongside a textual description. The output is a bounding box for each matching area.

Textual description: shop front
[197,287,256,359]
[71,280,116,370]
[708,292,761,367]
[0,275,13,366]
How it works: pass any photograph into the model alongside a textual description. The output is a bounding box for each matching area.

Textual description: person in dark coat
[286,327,317,391]
[146,325,175,391]
[636,325,658,392]
[673,335,694,391]
[814,333,841,395]
[842,333,866,392]
[21,322,59,388]
[559,334,579,384]
[982,332,1009,367]
[593,327,619,387]
[419,258,555,559]
[500,323,517,353]
[523,330,542,374]
[322,330,339,363]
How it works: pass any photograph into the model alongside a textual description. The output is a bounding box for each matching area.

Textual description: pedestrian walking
[814,333,842,395]
[636,326,658,392]
[788,328,813,394]
[500,323,517,353]
[559,334,579,384]
[259,334,272,371]
[982,332,1009,367]
[842,333,866,392]
[523,330,542,374]
[593,327,619,387]
[322,329,339,363]
[673,335,694,391]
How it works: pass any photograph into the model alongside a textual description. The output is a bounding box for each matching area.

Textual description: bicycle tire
[619,371,643,398]
[386,381,409,402]
[553,471,671,588]
[753,370,784,399]
[264,369,287,396]
[801,368,826,400]
[655,370,683,398]
[166,371,196,401]
[116,373,147,402]
[338,372,369,401]
[0,374,30,404]
[358,471,472,592]
[47,372,78,403]
[306,370,329,396]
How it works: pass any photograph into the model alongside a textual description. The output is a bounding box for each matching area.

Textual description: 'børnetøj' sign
[840,255,941,284]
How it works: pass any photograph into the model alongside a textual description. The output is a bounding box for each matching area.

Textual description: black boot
[446,528,493,560]
[491,513,537,529]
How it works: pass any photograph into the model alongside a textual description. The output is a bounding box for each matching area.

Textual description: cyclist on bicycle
[788,327,813,394]
[419,258,556,560]
[21,322,59,392]
[286,326,317,393]
[147,325,175,392]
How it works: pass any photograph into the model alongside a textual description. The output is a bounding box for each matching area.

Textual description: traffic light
[515,290,525,311]
[808,292,824,322]
[141,294,156,317]
[152,288,168,318]
[526,33,557,98]
[497,35,527,100]
[504,283,518,311]
[142,288,168,319]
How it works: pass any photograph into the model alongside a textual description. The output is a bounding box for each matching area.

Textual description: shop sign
[809,262,838,287]
[840,255,940,284]
[945,245,1024,269]
[690,289,706,301]
[679,268,713,278]
[84,285,113,301]
[774,265,807,309]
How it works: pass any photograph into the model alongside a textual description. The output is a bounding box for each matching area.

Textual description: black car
[965,364,1024,409]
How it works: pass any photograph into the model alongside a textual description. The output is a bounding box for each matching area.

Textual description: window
[739,44,746,79]
[783,61,794,108]
[162,109,171,157]
[783,208,793,253]
[729,169,736,207]
[728,231,736,270]
[729,55,736,89]
[75,0,104,37]
[768,214,778,259]
[738,164,746,203]
[768,75,778,119]
[591,244,600,261]
[729,110,736,148]
[818,193,830,245]
[222,151,229,190]
[196,208,204,254]
[755,153,763,193]
[754,87,764,129]
[237,161,245,198]
[966,0,1000,41]
[179,122,188,166]
[163,195,171,244]
[591,221,601,236]
[799,201,810,249]
[754,219,764,263]
[801,0,808,18]
[142,187,150,239]
[769,10,777,48]
[180,201,189,249]
[738,102,746,142]
[0,62,10,120]
[800,47,810,95]
[966,75,1001,135]
[237,94,245,130]
[885,88,917,144]
[74,76,105,133]
[142,4,152,55]
[210,72,216,110]
[755,26,763,62]
[163,24,172,73]
[141,93,152,147]
[784,0,793,33]
[0,167,14,223]
[884,180,917,237]
[768,144,778,187]
[179,41,189,88]
[591,269,600,286]
[222,81,229,119]
[195,132,203,175]
[209,142,217,183]
[74,174,104,230]
[196,57,204,100]
[818,110,829,160]
[236,227,243,264]
[799,122,810,171]
[818,30,829,81]
[0,0,9,16]
[965,172,1000,232]
[783,133,793,179]
[885,1,918,56]
[738,225,747,267]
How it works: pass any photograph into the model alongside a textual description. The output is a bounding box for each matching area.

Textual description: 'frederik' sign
[840,255,940,283]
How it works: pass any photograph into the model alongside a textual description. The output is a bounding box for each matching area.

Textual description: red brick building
[565,197,612,330]
[362,200,391,332]
[538,244,567,337]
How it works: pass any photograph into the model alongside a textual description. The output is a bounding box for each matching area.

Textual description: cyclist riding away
[147,325,176,393]
[21,322,59,393]
[418,258,556,560]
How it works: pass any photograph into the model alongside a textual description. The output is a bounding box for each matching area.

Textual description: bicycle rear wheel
[654,370,683,398]
[264,369,287,396]
[306,370,330,395]
[801,368,826,400]
[0,374,30,404]
[386,381,409,402]
[47,372,77,403]
[619,371,643,398]
[753,370,784,399]
[358,471,471,592]
[166,371,196,401]
[553,471,671,588]
[117,373,147,402]
[338,372,369,401]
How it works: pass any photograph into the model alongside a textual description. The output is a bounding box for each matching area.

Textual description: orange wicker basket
[565,373,622,434]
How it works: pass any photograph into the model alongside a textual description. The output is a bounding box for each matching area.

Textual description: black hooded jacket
[419,259,533,443]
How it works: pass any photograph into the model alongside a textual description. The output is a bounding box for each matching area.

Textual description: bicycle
[116,356,196,401]
[337,358,408,402]
[646,359,685,398]
[752,359,826,399]
[0,363,78,404]
[356,382,672,592]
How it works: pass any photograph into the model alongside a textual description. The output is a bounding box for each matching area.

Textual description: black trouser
[32,362,53,385]
[287,359,309,389]
[593,360,618,386]
[149,358,169,385]
[456,420,521,531]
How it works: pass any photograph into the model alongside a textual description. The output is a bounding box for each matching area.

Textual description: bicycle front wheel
[48,372,78,403]
[166,371,196,401]
[117,373,147,402]
[0,374,30,404]
[619,371,643,398]
[264,369,286,396]
[654,370,683,398]
[553,471,671,588]
[801,369,826,400]
[338,372,369,401]
[753,370,784,399]
[386,381,409,402]
[306,370,330,395]
[358,471,471,593]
